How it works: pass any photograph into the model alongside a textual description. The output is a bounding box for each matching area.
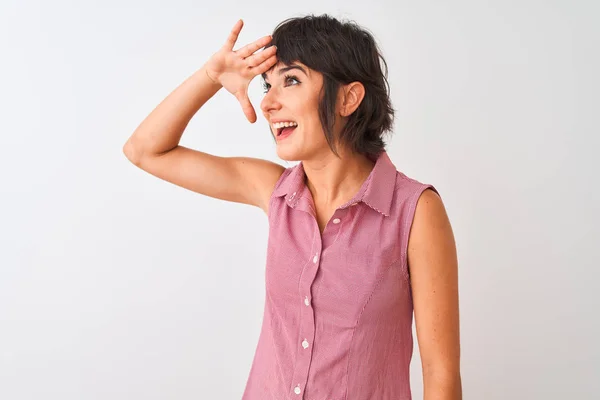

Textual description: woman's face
[260,62,338,161]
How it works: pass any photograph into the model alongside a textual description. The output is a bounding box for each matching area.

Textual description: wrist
[202,66,221,88]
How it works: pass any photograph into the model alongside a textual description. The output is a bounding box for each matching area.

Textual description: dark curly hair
[262,14,395,158]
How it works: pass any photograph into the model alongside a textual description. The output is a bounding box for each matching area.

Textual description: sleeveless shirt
[242,150,438,400]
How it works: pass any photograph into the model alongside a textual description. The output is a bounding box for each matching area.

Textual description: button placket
[290,246,320,398]
[322,208,348,249]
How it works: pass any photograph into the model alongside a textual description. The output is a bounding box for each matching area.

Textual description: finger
[249,53,278,76]
[236,35,272,59]
[245,45,277,68]
[236,92,257,123]
[223,19,244,51]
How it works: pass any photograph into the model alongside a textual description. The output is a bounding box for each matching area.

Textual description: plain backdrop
[1,0,599,399]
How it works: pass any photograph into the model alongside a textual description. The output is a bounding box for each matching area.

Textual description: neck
[302,148,376,209]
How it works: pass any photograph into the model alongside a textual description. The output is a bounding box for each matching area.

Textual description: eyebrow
[262,65,308,81]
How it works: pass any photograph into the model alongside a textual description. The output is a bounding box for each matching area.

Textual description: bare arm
[123,65,221,163]
[123,20,283,213]
[408,189,462,399]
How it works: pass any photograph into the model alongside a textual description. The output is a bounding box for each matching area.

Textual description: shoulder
[389,170,449,252]
[392,171,441,212]
[262,162,298,215]
[408,186,455,265]
[414,188,444,216]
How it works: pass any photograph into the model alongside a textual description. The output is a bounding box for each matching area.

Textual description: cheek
[301,98,322,127]
[293,92,324,139]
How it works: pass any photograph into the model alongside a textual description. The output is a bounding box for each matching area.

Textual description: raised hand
[205,19,278,123]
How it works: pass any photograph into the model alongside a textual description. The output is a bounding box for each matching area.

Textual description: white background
[1,0,598,399]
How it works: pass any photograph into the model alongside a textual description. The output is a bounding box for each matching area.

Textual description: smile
[276,125,297,140]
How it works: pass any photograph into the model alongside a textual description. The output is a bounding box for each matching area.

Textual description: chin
[276,146,302,162]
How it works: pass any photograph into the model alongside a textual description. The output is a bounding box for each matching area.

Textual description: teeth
[273,121,298,129]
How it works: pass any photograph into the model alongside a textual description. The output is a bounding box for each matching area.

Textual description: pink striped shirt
[242,150,438,400]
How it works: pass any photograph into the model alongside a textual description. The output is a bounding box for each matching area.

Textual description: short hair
[262,14,395,158]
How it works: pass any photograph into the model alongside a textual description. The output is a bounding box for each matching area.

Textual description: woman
[123,14,461,400]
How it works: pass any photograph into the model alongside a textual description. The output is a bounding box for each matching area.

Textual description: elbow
[122,137,142,166]
[423,368,462,399]
[423,362,462,384]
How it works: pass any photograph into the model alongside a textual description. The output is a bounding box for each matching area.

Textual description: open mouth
[273,122,298,139]
[277,126,297,138]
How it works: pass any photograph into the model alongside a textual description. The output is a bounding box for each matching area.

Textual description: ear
[339,82,366,117]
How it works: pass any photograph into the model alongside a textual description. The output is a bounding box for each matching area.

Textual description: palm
[206,20,277,123]
[216,56,253,96]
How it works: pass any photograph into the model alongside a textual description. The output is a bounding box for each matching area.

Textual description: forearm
[123,64,222,163]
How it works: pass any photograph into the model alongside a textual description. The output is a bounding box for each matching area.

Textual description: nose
[260,87,282,116]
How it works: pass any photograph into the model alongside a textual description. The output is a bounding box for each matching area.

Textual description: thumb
[236,91,257,123]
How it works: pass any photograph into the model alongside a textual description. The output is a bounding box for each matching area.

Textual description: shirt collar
[272,150,397,217]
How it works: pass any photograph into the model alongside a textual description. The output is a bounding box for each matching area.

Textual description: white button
[294,385,301,395]
[304,296,310,306]
[313,255,318,263]
[302,339,309,349]
[333,218,341,224]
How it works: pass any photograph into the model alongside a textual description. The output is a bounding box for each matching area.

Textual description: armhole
[266,168,291,219]
[402,184,440,280]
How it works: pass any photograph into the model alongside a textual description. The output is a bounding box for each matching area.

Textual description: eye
[262,74,300,94]
[262,81,271,93]
[284,74,300,86]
